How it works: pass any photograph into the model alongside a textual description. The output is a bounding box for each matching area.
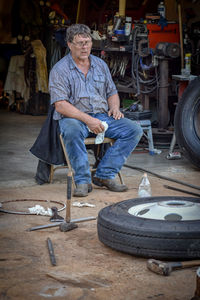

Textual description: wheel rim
[128,199,200,221]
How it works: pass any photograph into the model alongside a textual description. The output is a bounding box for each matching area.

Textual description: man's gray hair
[66,24,92,42]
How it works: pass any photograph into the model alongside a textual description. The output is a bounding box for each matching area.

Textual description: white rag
[73,202,95,207]
[88,121,108,144]
[28,205,52,216]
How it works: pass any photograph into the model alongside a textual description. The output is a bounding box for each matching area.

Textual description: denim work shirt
[49,53,118,120]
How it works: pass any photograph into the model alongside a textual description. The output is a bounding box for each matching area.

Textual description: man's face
[68,34,92,60]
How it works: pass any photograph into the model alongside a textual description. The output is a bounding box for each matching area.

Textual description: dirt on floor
[0,173,199,300]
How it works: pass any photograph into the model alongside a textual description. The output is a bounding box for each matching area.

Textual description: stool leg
[59,134,76,189]
[49,165,54,183]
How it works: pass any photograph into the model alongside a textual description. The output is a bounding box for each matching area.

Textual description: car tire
[174,76,200,168]
[97,196,200,259]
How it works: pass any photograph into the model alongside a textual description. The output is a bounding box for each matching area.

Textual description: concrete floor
[0,109,200,300]
[0,109,199,188]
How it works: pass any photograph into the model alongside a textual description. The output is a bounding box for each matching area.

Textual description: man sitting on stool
[49,24,143,197]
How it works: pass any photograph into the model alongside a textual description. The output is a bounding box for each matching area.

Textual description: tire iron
[47,237,56,266]
[164,184,200,197]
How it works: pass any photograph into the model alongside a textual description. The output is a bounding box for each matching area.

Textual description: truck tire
[174,76,200,168]
[97,197,200,260]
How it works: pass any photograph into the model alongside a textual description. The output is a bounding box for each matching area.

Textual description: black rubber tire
[174,76,200,168]
[97,196,200,260]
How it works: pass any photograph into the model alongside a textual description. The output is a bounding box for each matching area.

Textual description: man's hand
[86,117,105,134]
[107,94,124,120]
[55,101,105,134]
[108,107,124,120]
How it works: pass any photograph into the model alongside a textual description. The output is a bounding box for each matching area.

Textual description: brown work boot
[93,177,128,192]
[73,183,93,197]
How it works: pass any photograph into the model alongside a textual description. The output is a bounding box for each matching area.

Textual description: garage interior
[0,0,200,299]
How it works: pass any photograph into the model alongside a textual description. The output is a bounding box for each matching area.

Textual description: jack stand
[27,171,96,232]
[166,132,181,160]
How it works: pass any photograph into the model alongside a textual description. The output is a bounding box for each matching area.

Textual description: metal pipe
[158,59,169,129]
[119,0,126,16]
[76,0,81,23]
[27,216,97,231]
[178,4,184,69]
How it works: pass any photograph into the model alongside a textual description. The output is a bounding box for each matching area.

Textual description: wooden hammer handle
[181,260,200,268]
[66,171,72,222]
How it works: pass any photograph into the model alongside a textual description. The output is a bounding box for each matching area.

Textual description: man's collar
[69,53,76,70]
[68,52,94,70]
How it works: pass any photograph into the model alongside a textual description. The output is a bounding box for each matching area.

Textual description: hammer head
[59,221,78,232]
[147,259,172,276]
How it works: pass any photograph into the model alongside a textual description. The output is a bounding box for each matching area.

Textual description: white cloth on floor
[28,205,52,216]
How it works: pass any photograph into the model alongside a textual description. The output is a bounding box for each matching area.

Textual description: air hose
[131,26,159,95]
[124,164,200,191]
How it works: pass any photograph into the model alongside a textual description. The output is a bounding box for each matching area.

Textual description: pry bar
[47,237,56,266]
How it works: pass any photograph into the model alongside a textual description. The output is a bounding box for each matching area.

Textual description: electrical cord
[131,26,160,95]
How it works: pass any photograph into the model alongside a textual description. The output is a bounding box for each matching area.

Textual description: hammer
[147,258,200,276]
[59,171,78,232]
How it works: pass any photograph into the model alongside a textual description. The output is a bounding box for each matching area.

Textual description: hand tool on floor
[59,172,78,232]
[27,171,96,232]
[147,258,200,276]
[50,206,64,222]
[47,237,56,266]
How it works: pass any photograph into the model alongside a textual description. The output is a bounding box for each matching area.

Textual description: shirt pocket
[93,75,106,94]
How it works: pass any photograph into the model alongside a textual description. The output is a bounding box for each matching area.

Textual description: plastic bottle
[138,173,152,197]
[113,12,121,31]
[158,1,166,18]
[125,16,132,36]
[185,53,191,74]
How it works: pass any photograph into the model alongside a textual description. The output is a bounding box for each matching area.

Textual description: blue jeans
[59,113,143,184]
